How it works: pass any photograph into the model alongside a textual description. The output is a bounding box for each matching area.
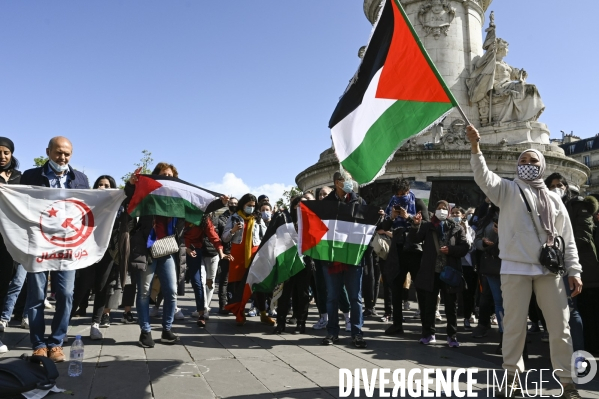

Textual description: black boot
[273,324,286,334]
[294,323,306,334]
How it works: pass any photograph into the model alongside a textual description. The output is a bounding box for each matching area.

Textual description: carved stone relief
[440,119,469,150]
[418,0,456,39]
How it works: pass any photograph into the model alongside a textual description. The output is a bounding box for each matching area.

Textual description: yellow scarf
[237,210,255,268]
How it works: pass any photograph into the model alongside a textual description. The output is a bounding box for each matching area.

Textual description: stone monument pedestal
[479,121,551,146]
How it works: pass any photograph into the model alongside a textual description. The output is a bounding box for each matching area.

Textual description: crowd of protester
[0,130,595,398]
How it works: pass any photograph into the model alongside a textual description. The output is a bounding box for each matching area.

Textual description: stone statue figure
[418,0,456,39]
[466,13,545,126]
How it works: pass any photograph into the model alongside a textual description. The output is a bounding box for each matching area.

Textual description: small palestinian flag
[329,0,459,185]
[226,212,305,318]
[297,201,380,265]
[128,175,222,225]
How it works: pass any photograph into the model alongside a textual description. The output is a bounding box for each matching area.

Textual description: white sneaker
[312,318,328,330]
[174,308,185,320]
[268,308,277,317]
[345,320,351,332]
[0,319,7,332]
[149,306,160,317]
[403,301,411,311]
[0,340,7,353]
[21,317,29,329]
[491,314,498,325]
[90,323,103,340]
[191,311,200,318]
[44,299,54,309]
[435,311,443,321]
[469,315,478,323]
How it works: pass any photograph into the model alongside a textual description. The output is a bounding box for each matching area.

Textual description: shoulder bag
[517,186,566,276]
[432,227,462,287]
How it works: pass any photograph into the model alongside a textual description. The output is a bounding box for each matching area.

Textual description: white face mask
[551,187,565,198]
[435,209,448,221]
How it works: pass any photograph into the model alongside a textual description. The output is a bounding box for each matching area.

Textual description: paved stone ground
[1,288,598,399]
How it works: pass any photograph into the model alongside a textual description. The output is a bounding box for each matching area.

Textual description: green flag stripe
[340,100,453,183]
[302,239,369,266]
[129,194,204,225]
[251,246,304,293]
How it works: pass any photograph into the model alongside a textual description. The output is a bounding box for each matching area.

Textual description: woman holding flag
[222,193,273,326]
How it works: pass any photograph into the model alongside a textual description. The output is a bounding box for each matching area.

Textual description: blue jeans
[563,275,584,352]
[137,255,177,333]
[1,264,27,322]
[487,275,504,333]
[322,264,363,337]
[27,270,75,350]
[187,254,204,312]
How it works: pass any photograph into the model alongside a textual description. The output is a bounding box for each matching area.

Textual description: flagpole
[454,102,480,142]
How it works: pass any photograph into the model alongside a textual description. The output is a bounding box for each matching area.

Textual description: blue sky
[1,1,597,200]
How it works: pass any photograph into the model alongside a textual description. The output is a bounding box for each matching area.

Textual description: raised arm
[466,125,510,207]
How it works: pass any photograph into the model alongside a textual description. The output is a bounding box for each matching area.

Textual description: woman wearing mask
[185,213,232,327]
[128,163,215,348]
[0,137,21,353]
[222,194,272,326]
[260,202,272,227]
[408,200,470,347]
[467,126,582,398]
[70,176,122,340]
[450,206,477,329]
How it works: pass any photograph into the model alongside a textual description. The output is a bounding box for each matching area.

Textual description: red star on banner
[48,208,58,217]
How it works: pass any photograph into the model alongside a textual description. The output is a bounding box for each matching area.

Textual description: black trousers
[71,253,113,324]
[391,248,422,327]
[276,266,312,325]
[218,259,229,310]
[379,272,393,315]
[462,266,478,320]
[418,273,458,338]
[477,275,494,328]
[578,287,599,353]
[362,249,381,310]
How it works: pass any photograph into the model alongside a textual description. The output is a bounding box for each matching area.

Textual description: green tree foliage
[120,150,154,188]
[276,187,303,209]
[33,156,48,167]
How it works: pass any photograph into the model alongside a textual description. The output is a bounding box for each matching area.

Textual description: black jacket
[217,210,233,255]
[323,189,366,205]
[567,196,599,288]
[20,162,89,189]
[408,218,469,293]
[0,169,21,185]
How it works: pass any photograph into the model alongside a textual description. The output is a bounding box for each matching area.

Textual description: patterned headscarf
[514,149,555,245]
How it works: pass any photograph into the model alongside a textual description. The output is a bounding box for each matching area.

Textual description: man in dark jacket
[381,178,430,335]
[20,136,89,362]
[320,171,368,348]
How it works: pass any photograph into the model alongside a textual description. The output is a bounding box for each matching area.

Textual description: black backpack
[0,354,59,398]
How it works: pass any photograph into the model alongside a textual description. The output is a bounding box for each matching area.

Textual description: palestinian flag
[226,212,304,318]
[297,201,380,265]
[329,0,459,185]
[128,175,222,225]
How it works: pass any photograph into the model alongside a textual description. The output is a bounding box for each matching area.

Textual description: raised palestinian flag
[128,175,222,225]
[329,0,459,185]
[226,212,304,318]
[297,201,380,265]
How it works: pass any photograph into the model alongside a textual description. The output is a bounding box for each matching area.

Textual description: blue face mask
[48,159,69,173]
[342,181,354,194]
[244,206,255,215]
[262,211,272,220]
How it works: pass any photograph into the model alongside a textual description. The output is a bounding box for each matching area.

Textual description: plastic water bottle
[68,335,84,377]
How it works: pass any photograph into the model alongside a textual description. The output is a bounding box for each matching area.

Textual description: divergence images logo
[39,200,95,248]
[572,350,597,385]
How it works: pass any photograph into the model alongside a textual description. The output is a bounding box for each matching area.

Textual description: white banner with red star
[0,185,126,272]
